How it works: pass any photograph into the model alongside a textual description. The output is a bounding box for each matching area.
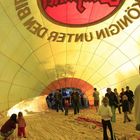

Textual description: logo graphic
[38,0,124,27]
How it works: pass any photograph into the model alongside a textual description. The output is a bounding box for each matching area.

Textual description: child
[64,98,70,115]
[0,114,17,140]
[122,95,131,123]
[98,97,115,140]
[17,112,27,138]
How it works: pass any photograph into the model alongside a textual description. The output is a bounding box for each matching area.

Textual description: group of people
[0,112,26,140]
[94,86,134,122]
[0,86,135,140]
[96,86,134,140]
[46,89,89,116]
[54,89,81,115]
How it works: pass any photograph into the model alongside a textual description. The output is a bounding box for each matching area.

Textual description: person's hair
[18,112,23,117]
[106,88,111,92]
[114,88,117,91]
[94,88,97,91]
[102,97,109,105]
[10,113,17,122]
[122,95,128,100]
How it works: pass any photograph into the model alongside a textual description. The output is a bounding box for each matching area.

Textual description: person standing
[64,98,70,115]
[54,89,64,112]
[119,88,125,106]
[114,88,121,114]
[122,95,131,123]
[105,88,118,122]
[135,83,140,130]
[134,65,140,131]
[124,86,134,113]
[98,97,115,140]
[93,88,100,112]
[17,112,27,138]
[71,90,80,115]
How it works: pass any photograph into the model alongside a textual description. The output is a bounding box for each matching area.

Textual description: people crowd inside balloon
[0,85,138,140]
[46,88,89,115]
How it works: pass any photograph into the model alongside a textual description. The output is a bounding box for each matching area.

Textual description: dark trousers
[65,108,68,115]
[102,120,114,140]
[56,100,63,112]
[124,112,131,122]
[73,102,79,114]
[129,101,134,113]
[118,105,121,114]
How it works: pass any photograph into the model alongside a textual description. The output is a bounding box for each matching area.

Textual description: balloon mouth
[38,0,124,27]
[7,96,48,117]
[41,78,94,105]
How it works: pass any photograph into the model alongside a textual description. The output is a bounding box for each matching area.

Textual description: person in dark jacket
[124,86,134,113]
[114,88,121,114]
[0,113,17,140]
[71,90,80,115]
[105,88,118,122]
[119,88,125,104]
[54,89,64,112]
[122,95,131,123]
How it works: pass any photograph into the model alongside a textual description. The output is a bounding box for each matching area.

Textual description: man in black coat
[105,88,118,122]
[124,86,134,113]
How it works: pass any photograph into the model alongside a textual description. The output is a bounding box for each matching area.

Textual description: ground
[0,108,140,140]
